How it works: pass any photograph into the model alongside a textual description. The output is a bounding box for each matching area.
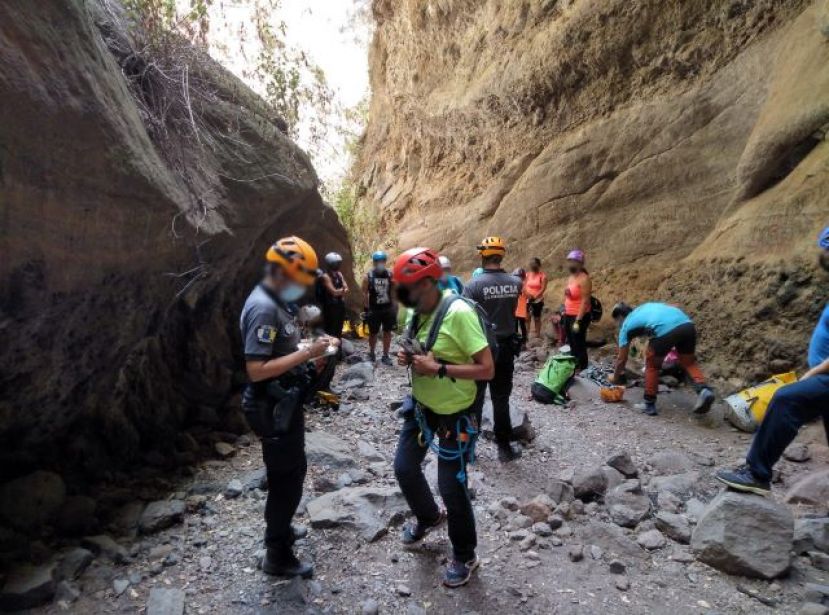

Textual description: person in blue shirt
[437,255,464,295]
[717,227,829,496]
[609,302,714,416]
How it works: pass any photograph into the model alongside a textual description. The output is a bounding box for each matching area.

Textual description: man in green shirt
[392,247,495,588]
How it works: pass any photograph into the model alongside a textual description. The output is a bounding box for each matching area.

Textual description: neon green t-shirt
[408,299,489,415]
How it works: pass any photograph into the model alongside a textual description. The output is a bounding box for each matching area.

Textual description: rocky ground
[2,339,828,614]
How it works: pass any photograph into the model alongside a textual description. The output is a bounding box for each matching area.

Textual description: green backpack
[531,353,577,405]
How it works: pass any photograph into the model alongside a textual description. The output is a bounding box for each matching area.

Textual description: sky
[204,1,371,187]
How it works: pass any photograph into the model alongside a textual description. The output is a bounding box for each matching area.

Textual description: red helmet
[393,247,443,285]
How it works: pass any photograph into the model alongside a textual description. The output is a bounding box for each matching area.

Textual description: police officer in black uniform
[463,236,523,462]
[240,236,337,578]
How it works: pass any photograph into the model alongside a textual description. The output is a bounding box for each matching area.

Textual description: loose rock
[606,481,651,528]
[794,518,829,554]
[81,535,129,563]
[139,500,186,534]
[785,469,829,506]
[57,547,94,580]
[606,452,638,477]
[306,486,407,542]
[691,491,793,579]
[573,466,608,501]
[146,587,186,615]
[568,544,584,562]
[648,451,694,476]
[306,432,356,468]
[782,443,810,462]
[637,529,666,550]
[655,511,692,544]
[0,561,57,610]
[224,479,243,499]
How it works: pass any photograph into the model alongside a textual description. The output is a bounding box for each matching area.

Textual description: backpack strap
[424,294,460,352]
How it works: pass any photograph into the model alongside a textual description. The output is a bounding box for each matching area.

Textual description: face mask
[568,266,579,274]
[279,283,306,303]
[375,263,386,273]
[820,252,829,273]
[396,286,417,309]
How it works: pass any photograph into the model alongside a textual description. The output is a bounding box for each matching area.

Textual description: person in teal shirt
[437,255,464,294]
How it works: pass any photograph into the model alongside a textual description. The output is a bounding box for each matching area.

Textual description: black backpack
[407,294,498,356]
[590,296,603,322]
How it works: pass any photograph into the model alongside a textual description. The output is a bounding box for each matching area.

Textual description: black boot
[261,547,314,579]
[497,442,522,463]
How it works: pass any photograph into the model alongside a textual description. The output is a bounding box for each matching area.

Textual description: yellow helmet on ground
[265,236,319,285]
[477,236,506,257]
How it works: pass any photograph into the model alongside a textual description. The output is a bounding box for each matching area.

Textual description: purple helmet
[566,249,585,263]
[819,226,829,250]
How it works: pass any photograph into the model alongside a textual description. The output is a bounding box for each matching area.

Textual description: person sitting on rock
[362,250,396,365]
[240,236,338,578]
[609,302,715,416]
[717,227,829,496]
[392,247,495,588]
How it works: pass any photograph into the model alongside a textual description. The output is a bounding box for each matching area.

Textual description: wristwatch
[437,364,448,379]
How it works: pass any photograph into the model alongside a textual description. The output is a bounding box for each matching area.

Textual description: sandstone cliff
[356,0,829,380]
[0,0,354,481]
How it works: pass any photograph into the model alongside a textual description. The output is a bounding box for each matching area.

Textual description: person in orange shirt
[563,249,592,371]
[524,258,547,339]
[512,268,528,345]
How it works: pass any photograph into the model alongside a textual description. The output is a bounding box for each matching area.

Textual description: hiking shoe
[693,387,715,414]
[715,466,771,496]
[401,510,445,545]
[380,354,393,366]
[442,557,480,588]
[634,402,658,416]
[497,442,523,463]
[368,352,377,363]
[261,548,314,579]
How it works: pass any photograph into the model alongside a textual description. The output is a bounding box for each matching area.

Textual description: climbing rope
[414,405,478,483]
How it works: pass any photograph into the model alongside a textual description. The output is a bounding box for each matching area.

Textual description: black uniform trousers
[261,412,306,551]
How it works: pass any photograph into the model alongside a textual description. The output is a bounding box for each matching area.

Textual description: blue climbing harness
[413,404,478,484]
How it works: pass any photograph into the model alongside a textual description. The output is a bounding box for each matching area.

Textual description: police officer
[362,250,396,364]
[463,236,523,462]
[240,236,338,578]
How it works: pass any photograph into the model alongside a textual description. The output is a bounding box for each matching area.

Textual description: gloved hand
[571,320,581,333]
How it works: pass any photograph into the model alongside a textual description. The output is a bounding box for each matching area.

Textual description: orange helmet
[477,236,506,257]
[265,236,319,285]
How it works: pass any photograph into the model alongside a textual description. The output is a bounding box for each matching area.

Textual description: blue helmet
[819,226,829,250]
[372,250,388,262]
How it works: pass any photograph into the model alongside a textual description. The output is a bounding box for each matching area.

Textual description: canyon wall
[356,0,829,381]
[0,0,354,481]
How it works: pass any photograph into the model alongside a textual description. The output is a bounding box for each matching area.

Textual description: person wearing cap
[525,257,548,339]
[438,255,464,295]
[464,236,524,462]
[392,247,495,588]
[717,226,829,495]
[362,250,396,364]
[317,252,349,338]
[562,250,592,371]
[240,237,338,578]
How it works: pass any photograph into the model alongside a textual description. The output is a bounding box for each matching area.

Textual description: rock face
[0,471,66,531]
[0,0,354,482]
[356,0,828,380]
[691,491,793,579]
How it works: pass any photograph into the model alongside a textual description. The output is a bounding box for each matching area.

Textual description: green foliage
[122,0,211,47]
[332,179,379,272]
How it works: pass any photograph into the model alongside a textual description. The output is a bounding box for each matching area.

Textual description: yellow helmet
[265,236,319,285]
[477,236,506,257]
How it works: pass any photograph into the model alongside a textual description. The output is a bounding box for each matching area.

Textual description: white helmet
[324,252,343,267]
[438,255,452,270]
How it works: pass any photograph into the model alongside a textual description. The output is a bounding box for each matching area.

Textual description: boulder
[578,520,647,561]
[785,469,829,506]
[340,362,374,386]
[0,471,66,531]
[520,496,554,523]
[357,440,384,462]
[783,442,811,462]
[57,547,94,581]
[606,452,638,478]
[80,535,128,563]
[794,518,829,555]
[691,491,793,579]
[637,529,666,550]
[606,481,651,528]
[147,587,186,615]
[138,500,186,534]
[242,468,268,492]
[0,561,58,610]
[573,466,608,501]
[306,432,356,468]
[547,479,575,504]
[647,451,694,476]
[224,479,243,499]
[647,472,699,498]
[306,486,408,542]
[655,511,692,544]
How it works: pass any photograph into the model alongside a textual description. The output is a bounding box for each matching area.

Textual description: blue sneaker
[401,510,445,545]
[716,465,771,496]
[442,557,480,588]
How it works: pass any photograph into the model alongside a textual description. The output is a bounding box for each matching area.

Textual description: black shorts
[649,322,696,356]
[528,301,544,319]
[365,308,397,335]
